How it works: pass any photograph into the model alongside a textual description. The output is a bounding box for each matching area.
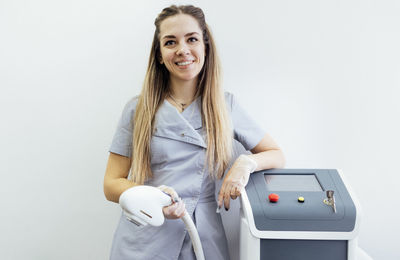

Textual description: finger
[218,178,231,205]
[175,201,186,218]
[230,185,240,195]
[158,185,173,198]
[223,183,232,210]
[162,205,172,218]
[229,185,237,200]
[170,201,185,218]
[231,187,242,199]
[164,202,177,213]
[173,201,182,212]
[217,190,224,208]
[164,187,176,198]
[161,187,179,202]
[158,185,167,191]
[218,181,229,208]
[233,185,242,197]
[163,202,180,219]
[223,193,230,210]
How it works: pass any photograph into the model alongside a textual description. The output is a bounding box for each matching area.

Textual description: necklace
[169,93,192,112]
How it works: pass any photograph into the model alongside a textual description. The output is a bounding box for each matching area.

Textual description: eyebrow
[161,32,200,40]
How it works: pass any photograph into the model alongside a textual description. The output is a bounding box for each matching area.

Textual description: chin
[178,73,200,81]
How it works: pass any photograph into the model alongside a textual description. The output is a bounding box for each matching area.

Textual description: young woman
[104,5,285,260]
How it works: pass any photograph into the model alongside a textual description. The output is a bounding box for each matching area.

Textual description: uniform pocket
[113,214,160,249]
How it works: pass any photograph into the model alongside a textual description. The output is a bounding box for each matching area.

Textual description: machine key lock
[323,190,337,213]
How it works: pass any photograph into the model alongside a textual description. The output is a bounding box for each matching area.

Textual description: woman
[104,5,285,260]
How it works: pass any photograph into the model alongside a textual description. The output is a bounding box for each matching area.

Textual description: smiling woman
[159,15,206,86]
[103,4,285,260]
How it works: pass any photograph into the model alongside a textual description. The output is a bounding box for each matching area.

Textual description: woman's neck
[168,77,197,102]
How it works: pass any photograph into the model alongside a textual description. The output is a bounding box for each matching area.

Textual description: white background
[1,0,399,259]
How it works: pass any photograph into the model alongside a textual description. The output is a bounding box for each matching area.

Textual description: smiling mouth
[175,60,194,66]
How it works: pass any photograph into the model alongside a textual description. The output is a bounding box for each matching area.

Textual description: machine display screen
[264,174,323,191]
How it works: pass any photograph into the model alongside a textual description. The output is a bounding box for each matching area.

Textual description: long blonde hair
[131,5,232,184]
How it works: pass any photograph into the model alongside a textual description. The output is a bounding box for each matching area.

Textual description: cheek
[198,46,206,62]
[199,50,206,65]
[160,49,171,61]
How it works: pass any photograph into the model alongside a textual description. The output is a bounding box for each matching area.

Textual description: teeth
[177,61,193,66]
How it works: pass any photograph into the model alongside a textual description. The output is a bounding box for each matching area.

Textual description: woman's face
[159,14,206,85]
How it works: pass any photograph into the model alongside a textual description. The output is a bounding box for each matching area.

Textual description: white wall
[1,0,399,259]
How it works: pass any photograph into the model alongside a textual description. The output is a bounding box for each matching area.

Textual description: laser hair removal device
[119,185,205,260]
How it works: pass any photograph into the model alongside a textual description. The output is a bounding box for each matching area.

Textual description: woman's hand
[217,155,257,211]
[158,185,186,219]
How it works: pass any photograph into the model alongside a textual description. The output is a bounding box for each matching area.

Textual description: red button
[268,193,279,203]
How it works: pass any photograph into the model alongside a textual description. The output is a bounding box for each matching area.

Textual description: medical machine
[240,169,373,260]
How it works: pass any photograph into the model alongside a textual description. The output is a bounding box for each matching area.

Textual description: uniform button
[268,193,279,203]
[181,133,185,137]
[298,196,305,203]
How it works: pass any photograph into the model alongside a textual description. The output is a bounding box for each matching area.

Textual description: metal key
[323,190,337,213]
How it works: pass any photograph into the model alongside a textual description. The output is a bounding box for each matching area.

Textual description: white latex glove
[217,154,257,211]
[157,185,186,219]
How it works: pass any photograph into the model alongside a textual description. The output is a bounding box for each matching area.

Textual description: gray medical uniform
[109,92,265,260]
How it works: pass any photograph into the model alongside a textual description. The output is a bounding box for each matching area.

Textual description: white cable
[181,211,205,260]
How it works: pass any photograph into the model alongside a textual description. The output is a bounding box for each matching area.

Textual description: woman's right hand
[157,185,186,219]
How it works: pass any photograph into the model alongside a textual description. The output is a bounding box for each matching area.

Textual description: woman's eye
[188,37,198,42]
[164,40,175,46]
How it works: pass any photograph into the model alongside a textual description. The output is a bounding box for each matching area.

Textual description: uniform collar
[153,97,206,148]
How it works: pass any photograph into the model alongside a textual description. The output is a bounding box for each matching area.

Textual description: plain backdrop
[1,0,399,259]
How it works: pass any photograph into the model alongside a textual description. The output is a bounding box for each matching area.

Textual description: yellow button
[298,196,305,203]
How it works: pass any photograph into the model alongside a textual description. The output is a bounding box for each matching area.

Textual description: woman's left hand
[217,155,257,210]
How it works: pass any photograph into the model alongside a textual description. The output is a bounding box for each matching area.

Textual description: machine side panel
[260,239,348,260]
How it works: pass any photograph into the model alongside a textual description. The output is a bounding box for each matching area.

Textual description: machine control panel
[245,169,356,232]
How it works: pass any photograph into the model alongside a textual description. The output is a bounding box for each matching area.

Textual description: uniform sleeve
[226,92,266,151]
[109,97,138,157]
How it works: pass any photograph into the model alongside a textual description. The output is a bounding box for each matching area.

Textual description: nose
[176,44,190,56]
